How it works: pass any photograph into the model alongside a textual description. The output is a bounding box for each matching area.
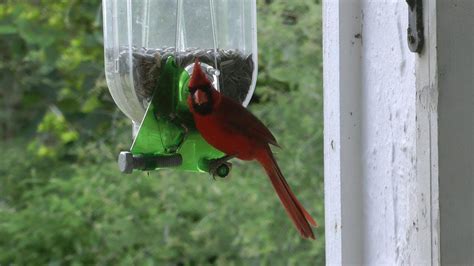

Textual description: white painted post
[415,0,439,264]
[323,0,363,264]
[323,0,442,264]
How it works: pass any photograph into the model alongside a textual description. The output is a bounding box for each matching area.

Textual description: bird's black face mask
[191,87,213,115]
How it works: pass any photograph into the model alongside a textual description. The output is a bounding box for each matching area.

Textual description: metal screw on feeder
[118,152,183,174]
[216,163,231,178]
[102,0,258,175]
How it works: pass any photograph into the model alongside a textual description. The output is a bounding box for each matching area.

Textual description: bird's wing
[217,96,279,147]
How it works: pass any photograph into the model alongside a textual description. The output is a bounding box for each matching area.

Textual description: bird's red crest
[189,58,211,89]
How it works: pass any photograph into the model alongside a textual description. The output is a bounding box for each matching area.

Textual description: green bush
[0,84,323,265]
[0,0,324,264]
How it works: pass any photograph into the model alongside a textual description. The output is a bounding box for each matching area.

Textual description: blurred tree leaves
[0,0,324,264]
[256,0,322,102]
[0,0,114,147]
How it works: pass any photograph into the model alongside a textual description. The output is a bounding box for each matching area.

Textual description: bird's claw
[167,113,189,151]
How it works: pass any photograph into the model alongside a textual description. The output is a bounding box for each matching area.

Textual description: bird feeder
[102,0,258,177]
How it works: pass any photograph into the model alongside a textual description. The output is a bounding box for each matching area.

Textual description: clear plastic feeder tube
[103,0,258,123]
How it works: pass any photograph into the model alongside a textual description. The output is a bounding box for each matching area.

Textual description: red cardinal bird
[187,59,317,239]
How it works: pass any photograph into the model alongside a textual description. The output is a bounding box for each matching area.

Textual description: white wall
[360,1,422,264]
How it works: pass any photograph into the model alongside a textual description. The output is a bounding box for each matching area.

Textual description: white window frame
[323,0,473,264]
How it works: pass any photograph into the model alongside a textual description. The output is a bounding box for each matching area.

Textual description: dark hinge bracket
[406,0,424,53]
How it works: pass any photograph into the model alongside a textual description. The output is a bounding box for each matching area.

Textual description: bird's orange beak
[193,89,208,105]
[189,58,210,89]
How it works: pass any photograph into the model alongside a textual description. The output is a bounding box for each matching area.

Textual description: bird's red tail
[257,148,317,239]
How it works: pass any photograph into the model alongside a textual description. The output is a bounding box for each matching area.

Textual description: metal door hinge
[406,0,424,53]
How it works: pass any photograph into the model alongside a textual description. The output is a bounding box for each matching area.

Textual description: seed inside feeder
[111,47,254,109]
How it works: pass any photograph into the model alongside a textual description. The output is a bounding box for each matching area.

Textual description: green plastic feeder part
[129,57,224,173]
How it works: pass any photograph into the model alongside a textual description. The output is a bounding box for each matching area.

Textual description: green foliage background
[0,0,324,264]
